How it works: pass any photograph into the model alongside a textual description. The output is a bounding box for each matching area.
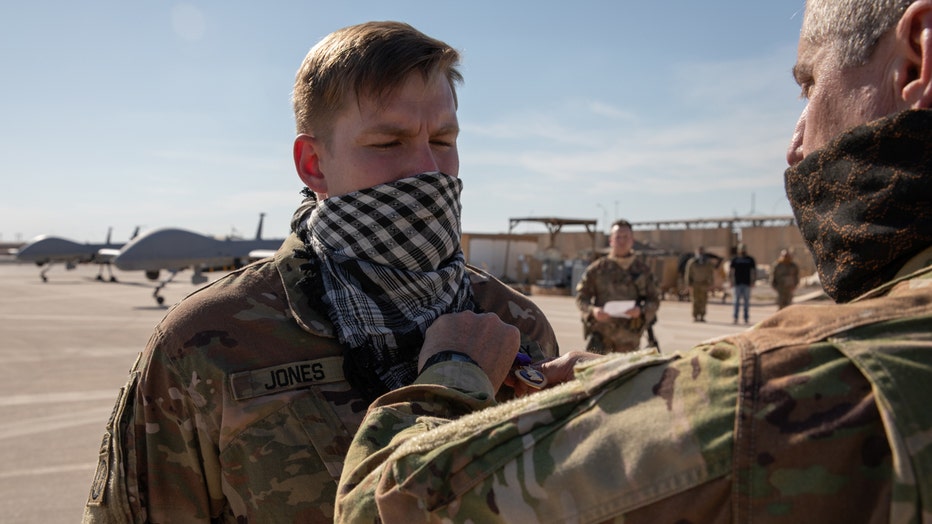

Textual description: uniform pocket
[84,367,140,523]
[218,387,354,520]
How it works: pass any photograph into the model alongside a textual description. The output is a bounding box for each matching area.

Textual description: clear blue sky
[0,1,807,243]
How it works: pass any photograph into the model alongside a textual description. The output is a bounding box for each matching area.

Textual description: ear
[897,0,932,108]
[293,134,329,197]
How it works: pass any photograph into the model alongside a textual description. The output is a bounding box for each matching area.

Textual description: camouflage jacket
[82,233,557,524]
[685,256,716,287]
[335,249,932,523]
[575,254,660,328]
[771,259,801,290]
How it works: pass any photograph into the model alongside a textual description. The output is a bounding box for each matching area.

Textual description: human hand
[625,305,642,319]
[505,351,603,396]
[420,311,520,391]
[591,307,611,322]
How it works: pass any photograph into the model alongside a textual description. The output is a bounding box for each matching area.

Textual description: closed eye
[798,82,813,100]
[430,129,459,148]
[370,140,401,149]
[792,64,813,100]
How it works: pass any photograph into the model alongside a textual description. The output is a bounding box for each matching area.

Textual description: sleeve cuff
[413,361,495,400]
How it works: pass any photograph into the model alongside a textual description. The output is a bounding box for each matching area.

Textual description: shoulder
[159,259,285,336]
[578,257,611,278]
[468,265,546,322]
[467,265,558,358]
[147,258,338,375]
[585,256,610,269]
[631,256,653,273]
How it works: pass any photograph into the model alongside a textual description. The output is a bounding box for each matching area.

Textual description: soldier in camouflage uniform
[81,22,557,524]
[575,219,660,353]
[770,249,801,309]
[684,246,715,322]
[334,1,932,522]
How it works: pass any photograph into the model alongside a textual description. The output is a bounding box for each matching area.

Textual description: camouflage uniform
[335,253,932,523]
[685,255,715,320]
[771,258,800,309]
[81,232,557,524]
[575,255,659,353]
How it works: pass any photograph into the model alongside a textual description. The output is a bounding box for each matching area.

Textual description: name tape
[230,356,345,400]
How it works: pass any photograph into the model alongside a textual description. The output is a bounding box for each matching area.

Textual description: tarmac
[0,258,792,523]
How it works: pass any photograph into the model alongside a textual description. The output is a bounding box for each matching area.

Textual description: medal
[512,351,547,389]
[514,366,547,389]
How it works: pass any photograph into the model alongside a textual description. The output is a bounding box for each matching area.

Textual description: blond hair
[292,21,462,142]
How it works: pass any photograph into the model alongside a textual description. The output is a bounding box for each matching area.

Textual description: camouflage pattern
[335,256,932,523]
[82,232,558,524]
[575,255,660,354]
[771,258,800,309]
[685,256,715,320]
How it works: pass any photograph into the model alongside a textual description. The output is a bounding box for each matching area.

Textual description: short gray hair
[802,0,913,66]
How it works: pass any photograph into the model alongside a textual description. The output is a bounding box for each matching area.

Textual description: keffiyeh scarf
[784,109,932,303]
[297,172,476,399]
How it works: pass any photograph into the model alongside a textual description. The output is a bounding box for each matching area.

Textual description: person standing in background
[575,219,659,353]
[729,244,756,324]
[685,246,715,322]
[770,249,801,309]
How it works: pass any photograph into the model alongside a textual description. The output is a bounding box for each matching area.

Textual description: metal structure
[631,215,796,231]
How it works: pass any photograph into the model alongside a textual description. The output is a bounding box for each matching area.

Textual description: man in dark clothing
[728,245,756,323]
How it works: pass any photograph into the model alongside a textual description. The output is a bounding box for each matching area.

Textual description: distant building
[462,215,816,297]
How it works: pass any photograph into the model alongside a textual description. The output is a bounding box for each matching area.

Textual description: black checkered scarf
[785,109,932,303]
[299,172,476,399]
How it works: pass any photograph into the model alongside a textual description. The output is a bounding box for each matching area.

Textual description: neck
[785,109,932,302]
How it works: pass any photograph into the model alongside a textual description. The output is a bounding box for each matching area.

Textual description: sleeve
[574,263,596,316]
[83,354,143,524]
[335,347,737,523]
[466,267,560,360]
[639,265,661,326]
[83,327,222,523]
[335,361,497,523]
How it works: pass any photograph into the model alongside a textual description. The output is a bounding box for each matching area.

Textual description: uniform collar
[273,233,336,338]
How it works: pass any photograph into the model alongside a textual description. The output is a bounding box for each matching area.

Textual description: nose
[786,106,807,166]
[411,140,441,176]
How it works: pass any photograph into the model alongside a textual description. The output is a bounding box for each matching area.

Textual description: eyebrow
[791,63,811,85]
[363,122,460,137]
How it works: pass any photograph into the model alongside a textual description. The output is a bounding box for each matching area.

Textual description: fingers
[421,311,520,391]
[592,308,610,322]
[509,351,604,397]
[537,351,596,384]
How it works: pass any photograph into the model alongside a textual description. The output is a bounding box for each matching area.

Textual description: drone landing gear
[38,261,79,282]
[96,263,118,283]
[153,270,180,306]
[151,268,208,306]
